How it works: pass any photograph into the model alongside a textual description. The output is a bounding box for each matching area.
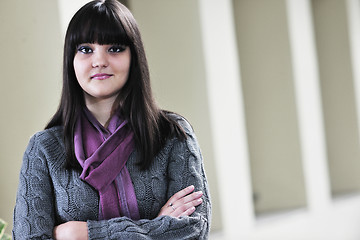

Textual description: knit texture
[13,114,211,239]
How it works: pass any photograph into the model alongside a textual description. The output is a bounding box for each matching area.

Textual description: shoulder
[19,126,66,183]
[25,126,64,158]
[165,112,194,135]
[164,112,201,154]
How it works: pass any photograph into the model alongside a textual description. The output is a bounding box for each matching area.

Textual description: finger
[159,185,200,218]
[180,206,196,217]
[168,185,195,204]
[174,190,203,206]
[173,198,203,218]
[159,196,203,218]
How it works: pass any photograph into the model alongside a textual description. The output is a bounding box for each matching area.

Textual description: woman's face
[73,43,131,104]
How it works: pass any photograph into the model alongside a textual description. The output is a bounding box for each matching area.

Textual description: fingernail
[196,191,203,196]
[188,185,194,190]
[197,198,203,203]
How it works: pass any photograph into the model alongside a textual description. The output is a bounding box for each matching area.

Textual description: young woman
[12,0,211,239]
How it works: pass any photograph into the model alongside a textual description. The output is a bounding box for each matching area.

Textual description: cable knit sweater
[13,115,211,239]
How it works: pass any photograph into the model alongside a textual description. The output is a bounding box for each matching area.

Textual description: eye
[108,45,126,53]
[77,45,93,54]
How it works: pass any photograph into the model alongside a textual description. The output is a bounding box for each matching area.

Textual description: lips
[91,73,113,80]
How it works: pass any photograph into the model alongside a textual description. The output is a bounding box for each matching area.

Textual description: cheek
[73,58,81,76]
[119,50,131,74]
[114,57,130,73]
[73,58,87,82]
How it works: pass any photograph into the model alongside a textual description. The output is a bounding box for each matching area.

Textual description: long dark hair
[46,0,186,170]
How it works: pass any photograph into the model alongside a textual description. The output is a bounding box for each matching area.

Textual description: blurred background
[1,0,360,239]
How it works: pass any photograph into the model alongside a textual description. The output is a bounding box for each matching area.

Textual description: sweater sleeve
[13,134,55,240]
[87,117,211,240]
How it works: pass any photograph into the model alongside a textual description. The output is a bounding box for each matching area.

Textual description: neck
[84,94,118,127]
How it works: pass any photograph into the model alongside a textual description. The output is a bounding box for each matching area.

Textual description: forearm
[87,213,209,240]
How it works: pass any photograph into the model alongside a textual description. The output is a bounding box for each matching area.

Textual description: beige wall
[0,0,62,233]
[312,0,360,196]
[233,0,307,214]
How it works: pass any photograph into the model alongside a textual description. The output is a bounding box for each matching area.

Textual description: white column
[286,0,331,212]
[347,0,360,135]
[198,0,255,237]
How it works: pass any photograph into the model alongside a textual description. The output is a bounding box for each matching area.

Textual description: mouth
[90,73,113,80]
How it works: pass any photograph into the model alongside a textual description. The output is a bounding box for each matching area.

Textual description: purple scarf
[74,107,140,220]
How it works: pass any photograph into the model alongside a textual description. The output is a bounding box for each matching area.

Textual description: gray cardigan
[13,115,211,239]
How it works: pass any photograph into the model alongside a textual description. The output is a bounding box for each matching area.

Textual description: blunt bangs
[68,2,130,48]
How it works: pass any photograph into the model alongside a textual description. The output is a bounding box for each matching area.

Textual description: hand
[53,221,88,240]
[157,185,203,218]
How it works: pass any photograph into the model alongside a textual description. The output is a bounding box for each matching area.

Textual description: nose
[92,51,109,68]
